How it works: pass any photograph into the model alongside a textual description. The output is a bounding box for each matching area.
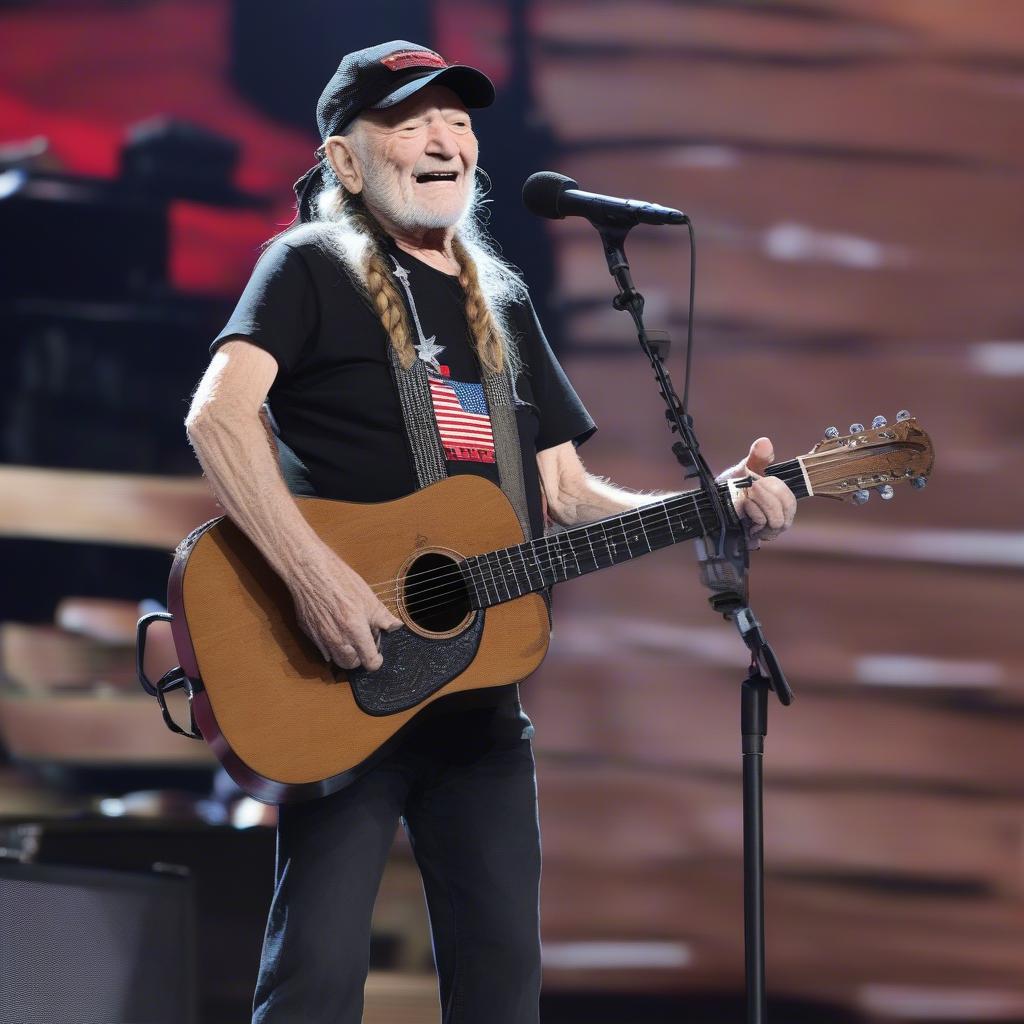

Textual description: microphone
[522,171,686,227]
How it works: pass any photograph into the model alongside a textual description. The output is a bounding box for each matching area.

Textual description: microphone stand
[593,218,794,1024]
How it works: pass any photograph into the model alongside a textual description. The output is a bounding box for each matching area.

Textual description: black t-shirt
[210,227,596,734]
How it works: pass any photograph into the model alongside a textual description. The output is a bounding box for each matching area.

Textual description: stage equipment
[523,170,686,227]
[0,859,197,1023]
[523,173,934,1023]
[0,138,257,623]
[0,819,275,1022]
[135,420,931,804]
[0,168,167,302]
[120,118,248,207]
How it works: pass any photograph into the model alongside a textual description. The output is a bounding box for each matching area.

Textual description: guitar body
[168,475,551,803]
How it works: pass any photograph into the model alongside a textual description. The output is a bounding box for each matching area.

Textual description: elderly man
[185,40,795,1024]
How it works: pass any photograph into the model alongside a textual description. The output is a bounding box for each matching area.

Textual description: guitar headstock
[803,411,934,503]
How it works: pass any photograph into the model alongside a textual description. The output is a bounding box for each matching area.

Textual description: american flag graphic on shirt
[427,374,495,464]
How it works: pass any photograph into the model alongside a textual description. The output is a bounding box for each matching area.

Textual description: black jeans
[251,704,542,1023]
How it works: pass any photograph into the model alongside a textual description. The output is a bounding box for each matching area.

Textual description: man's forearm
[185,406,332,586]
[556,472,682,527]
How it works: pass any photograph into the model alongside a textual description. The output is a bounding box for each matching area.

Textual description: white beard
[359,145,470,232]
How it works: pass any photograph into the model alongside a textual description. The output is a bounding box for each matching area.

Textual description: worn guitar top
[210,227,597,735]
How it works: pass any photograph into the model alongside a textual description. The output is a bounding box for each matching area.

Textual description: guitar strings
[398,504,745,619]
[368,496,695,604]
[401,464,811,611]
[370,466,809,615]
[366,447,888,604]
[396,495,812,620]
[373,465,809,609]
[364,448,910,621]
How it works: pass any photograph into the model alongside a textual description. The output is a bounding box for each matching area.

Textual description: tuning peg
[851,489,870,505]
[849,422,865,434]
[911,475,928,489]
[896,409,911,422]
[871,415,887,428]
[878,484,895,500]
[824,426,840,440]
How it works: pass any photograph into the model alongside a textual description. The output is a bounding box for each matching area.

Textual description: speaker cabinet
[0,861,197,1024]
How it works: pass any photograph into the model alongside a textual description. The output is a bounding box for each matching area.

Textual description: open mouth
[414,171,459,184]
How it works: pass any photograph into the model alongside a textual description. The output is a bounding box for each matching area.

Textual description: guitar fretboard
[462,459,807,609]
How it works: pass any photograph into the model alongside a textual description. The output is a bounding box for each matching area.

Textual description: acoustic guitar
[137,414,933,802]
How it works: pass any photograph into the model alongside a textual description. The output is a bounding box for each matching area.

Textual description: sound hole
[403,552,472,634]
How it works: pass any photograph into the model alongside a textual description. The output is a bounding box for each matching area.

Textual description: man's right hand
[289,548,404,672]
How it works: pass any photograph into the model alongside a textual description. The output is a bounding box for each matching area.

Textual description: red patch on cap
[381,50,447,72]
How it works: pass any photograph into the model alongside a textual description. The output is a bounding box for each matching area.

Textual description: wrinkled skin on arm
[185,339,402,671]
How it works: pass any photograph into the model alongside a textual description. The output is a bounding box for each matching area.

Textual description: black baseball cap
[293,40,494,223]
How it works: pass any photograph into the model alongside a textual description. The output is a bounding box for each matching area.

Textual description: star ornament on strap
[415,335,446,371]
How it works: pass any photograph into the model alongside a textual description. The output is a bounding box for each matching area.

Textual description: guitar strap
[385,257,536,543]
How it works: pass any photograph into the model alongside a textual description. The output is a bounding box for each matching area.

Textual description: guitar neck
[463,458,810,609]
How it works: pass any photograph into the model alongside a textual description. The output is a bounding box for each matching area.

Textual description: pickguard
[346,612,485,716]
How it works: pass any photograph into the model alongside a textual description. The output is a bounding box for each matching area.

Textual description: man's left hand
[716,437,797,542]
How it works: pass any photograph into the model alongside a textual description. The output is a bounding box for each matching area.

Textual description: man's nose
[424,120,460,159]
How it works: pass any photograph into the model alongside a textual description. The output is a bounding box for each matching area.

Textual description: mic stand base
[743,668,769,1024]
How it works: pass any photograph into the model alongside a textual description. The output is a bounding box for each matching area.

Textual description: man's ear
[324,134,362,194]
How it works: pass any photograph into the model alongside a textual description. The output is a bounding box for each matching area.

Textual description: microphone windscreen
[522,171,578,220]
